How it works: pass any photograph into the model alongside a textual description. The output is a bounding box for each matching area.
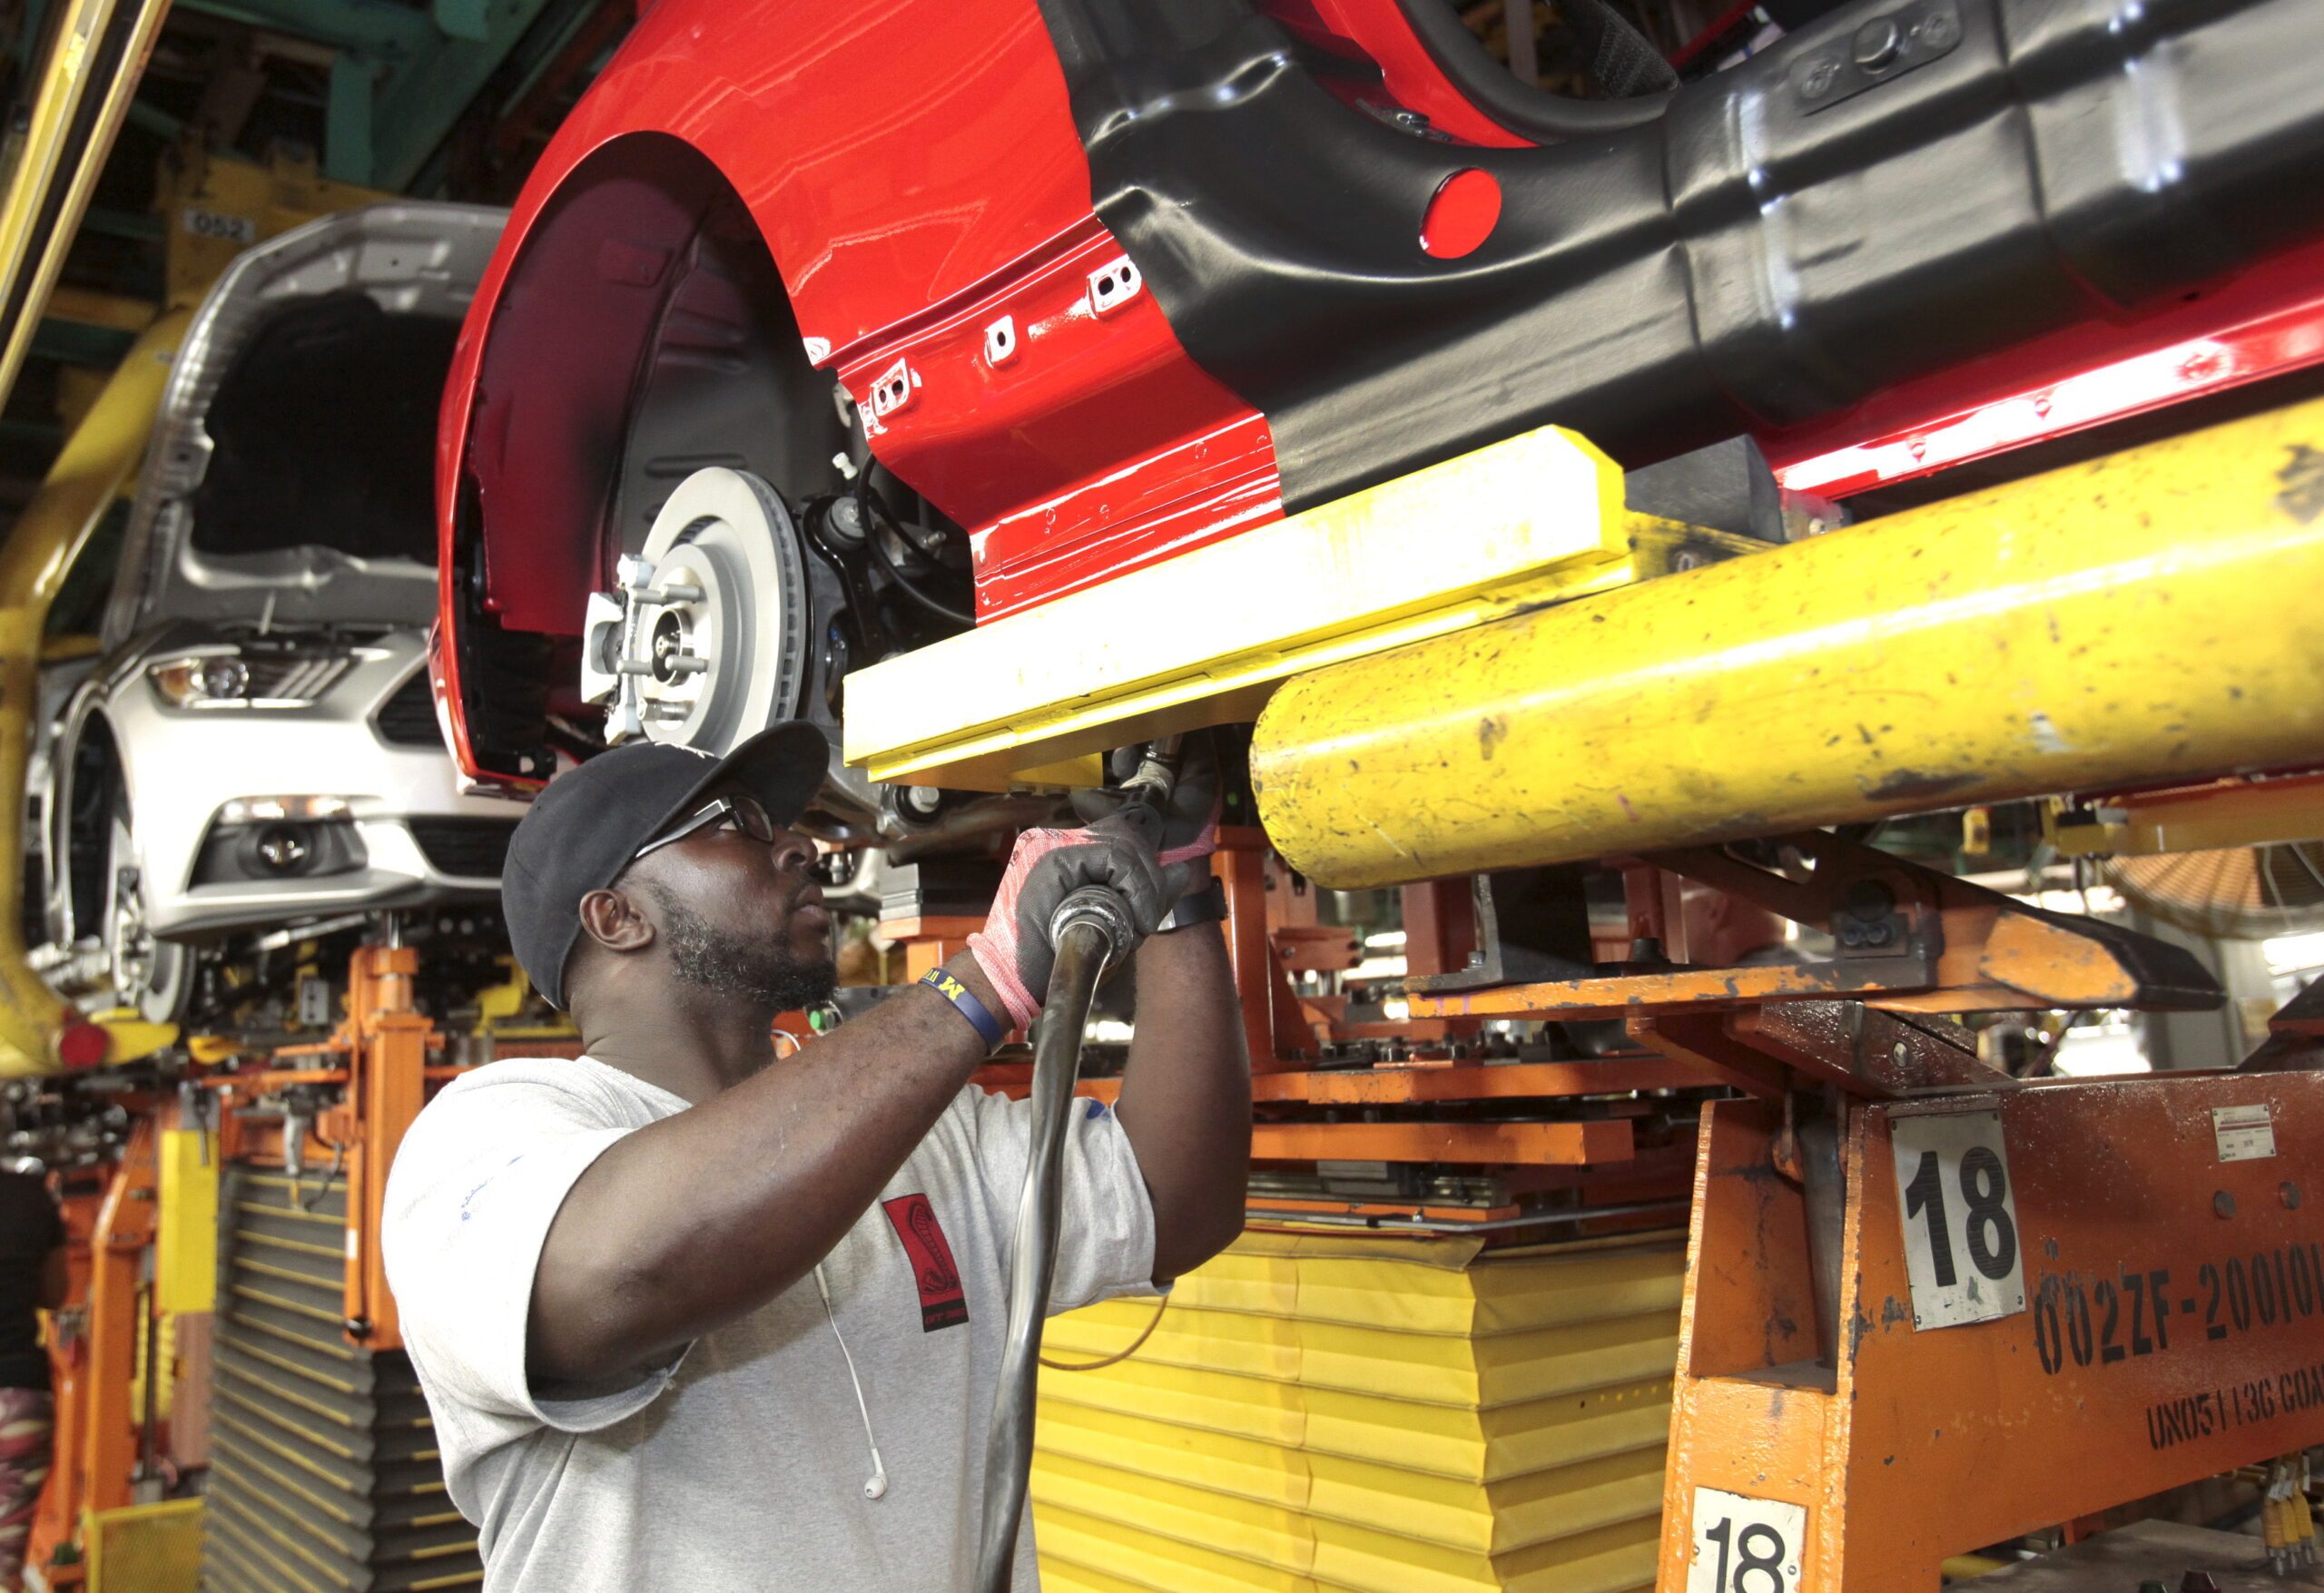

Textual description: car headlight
[147,647,354,710]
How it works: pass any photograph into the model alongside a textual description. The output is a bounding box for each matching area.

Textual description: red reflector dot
[56,1022,108,1070]
[1421,168,1502,261]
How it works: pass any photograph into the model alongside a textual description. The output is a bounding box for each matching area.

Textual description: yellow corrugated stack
[1031,1227,1685,1593]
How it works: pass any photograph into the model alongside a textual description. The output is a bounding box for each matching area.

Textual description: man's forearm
[529,953,999,1382]
[1113,921,1251,1282]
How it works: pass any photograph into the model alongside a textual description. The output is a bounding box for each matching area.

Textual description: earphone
[813,1264,889,1501]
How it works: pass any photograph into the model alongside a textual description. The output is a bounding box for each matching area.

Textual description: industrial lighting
[2266,931,2324,977]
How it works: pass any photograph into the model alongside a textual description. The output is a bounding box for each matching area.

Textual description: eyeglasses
[634,793,780,861]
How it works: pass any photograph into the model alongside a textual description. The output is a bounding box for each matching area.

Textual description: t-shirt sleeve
[383,1075,680,1434]
[964,1088,1162,1313]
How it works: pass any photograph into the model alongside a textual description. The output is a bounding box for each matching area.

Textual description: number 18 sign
[1688,1488,1807,1592]
[1890,1107,2027,1330]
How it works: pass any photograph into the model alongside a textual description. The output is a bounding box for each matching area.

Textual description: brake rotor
[612,467,812,756]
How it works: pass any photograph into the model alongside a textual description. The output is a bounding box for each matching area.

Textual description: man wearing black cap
[381,723,1248,1591]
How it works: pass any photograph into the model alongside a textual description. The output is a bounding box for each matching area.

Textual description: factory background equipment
[0,0,2319,1588]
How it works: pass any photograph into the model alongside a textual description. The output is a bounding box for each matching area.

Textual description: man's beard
[647,885,838,1015]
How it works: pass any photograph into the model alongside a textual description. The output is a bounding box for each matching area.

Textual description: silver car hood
[103,202,507,652]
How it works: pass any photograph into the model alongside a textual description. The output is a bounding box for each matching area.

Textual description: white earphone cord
[813,1264,889,1500]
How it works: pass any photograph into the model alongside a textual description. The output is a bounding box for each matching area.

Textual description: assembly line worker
[381,723,1250,1591]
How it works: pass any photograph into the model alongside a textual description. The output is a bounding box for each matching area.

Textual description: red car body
[436,0,2324,790]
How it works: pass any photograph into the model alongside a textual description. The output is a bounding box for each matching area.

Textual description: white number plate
[182,205,257,243]
[1891,1109,2027,1330]
[1688,1487,1807,1593]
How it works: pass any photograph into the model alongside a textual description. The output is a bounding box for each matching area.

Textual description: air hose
[973,739,1179,1592]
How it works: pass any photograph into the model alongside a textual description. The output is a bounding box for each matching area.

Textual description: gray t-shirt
[382,1056,1160,1591]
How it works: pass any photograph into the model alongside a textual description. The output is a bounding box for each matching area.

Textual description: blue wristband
[919,967,1006,1052]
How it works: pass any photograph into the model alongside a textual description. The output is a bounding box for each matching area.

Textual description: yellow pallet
[1039,1360,1675,1482]
[1030,1229,1680,1593]
[1039,1296,1680,1409]
[85,1499,202,1593]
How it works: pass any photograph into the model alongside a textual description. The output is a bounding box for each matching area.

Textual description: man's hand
[967,816,1191,1030]
[1070,732,1222,869]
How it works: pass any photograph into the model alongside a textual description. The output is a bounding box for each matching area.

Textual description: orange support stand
[27,1120,159,1586]
[80,1118,154,1519]
[1657,1070,2324,1590]
[1213,827,1303,1071]
[28,1186,102,1586]
[340,942,430,1351]
[882,915,981,982]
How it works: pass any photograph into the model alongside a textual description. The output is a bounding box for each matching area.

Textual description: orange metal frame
[27,1117,158,1587]
[204,941,438,1351]
[1657,1073,2324,1588]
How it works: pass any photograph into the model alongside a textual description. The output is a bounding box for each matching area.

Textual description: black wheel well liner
[450,132,840,781]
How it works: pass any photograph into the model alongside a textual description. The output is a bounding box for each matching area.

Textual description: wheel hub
[580,467,811,755]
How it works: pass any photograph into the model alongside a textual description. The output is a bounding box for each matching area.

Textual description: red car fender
[436,0,1284,703]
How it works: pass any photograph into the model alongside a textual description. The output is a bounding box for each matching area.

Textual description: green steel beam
[78,206,165,241]
[370,0,559,189]
[0,418,66,447]
[31,319,139,367]
[433,0,490,41]
[326,51,378,184]
[184,0,562,192]
[494,0,596,118]
[123,98,182,140]
[180,0,435,60]
[13,0,55,72]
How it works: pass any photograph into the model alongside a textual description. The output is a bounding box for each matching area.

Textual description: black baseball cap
[502,722,827,1009]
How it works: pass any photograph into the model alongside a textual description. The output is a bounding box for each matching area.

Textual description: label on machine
[2211,1103,2278,1162]
[1889,1108,2027,1331]
[1687,1488,1807,1593]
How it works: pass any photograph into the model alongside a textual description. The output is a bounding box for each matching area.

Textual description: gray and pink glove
[1068,732,1222,870]
[967,816,1192,1030]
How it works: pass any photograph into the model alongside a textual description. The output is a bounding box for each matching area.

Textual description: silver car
[40,203,524,1019]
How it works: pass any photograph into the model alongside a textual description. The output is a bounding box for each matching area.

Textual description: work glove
[1068,732,1222,868]
[968,816,1193,1031]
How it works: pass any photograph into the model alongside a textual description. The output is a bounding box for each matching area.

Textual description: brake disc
[582,467,812,754]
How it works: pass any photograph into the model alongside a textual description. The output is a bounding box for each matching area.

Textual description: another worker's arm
[1113,919,1250,1283]
[527,949,1002,1385]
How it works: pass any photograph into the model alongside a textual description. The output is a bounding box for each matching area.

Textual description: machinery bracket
[1409,828,2223,1052]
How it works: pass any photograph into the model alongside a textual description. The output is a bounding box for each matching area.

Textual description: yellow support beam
[0,0,174,413]
[2044,778,2324,857]
[1252,396,2324,888]
[44,285,154,334]
[842,424,1638,791]
[154,142,396,310]
[0,310,187,1074]
[155,1125,217,1316]
[0,0,127,341]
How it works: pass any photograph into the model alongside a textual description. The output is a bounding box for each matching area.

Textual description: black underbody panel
[1035,0,2324,511]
